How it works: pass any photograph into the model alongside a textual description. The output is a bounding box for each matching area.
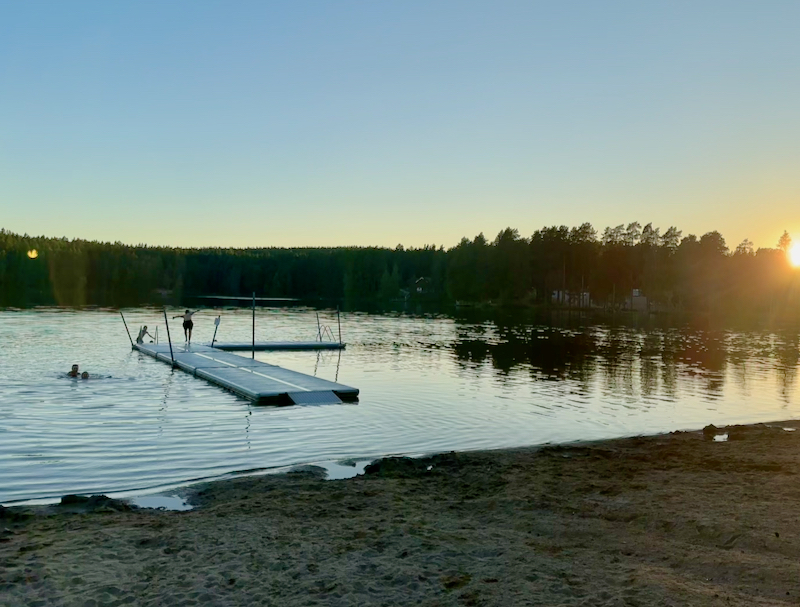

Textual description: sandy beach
[2,421,800,606]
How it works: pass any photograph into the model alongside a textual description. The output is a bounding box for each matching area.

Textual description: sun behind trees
[0,225,798,321]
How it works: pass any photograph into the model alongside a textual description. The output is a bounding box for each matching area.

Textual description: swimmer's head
[71,364,79,372]
[185,309,190,314]
[81,372,89,379]
[143,325,147,330]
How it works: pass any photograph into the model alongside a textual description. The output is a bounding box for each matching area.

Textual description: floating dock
[133,343,358,405]
[210,341,345,351]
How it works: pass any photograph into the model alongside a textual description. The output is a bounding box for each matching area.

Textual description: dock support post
[163,309,175,367]
[337,306,342,344]
[252,292,256,359]
[120,311,134,347]
[212,315,221,346]
[316,312,322,341]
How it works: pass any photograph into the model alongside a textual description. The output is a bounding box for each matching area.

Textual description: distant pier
[210,341,345,351]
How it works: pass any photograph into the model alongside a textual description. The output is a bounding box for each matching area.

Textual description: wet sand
[2,421,800,606]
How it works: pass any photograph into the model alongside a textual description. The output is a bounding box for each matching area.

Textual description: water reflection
[775,333,800,403]
[451,323,800,405]
[2,307,800,504]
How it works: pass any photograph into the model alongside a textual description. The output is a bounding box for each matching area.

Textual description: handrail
[163,309,175,367]
[120,312,134,347]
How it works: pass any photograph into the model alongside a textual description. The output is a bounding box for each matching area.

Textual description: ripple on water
[1,308,800,503]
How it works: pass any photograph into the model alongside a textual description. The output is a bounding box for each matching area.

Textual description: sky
[1,1,799,250]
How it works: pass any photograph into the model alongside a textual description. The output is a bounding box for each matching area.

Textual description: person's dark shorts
[183,320,193,330]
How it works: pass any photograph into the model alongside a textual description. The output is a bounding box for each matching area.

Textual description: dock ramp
[287,391,343,405]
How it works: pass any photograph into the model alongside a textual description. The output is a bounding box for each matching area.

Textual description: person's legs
[188,326,193,343]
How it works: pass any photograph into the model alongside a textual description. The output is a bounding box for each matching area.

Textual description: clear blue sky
[1,1,799,249]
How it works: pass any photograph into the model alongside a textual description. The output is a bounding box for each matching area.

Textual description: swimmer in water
[68,364,79,378]
[81,371,89,379]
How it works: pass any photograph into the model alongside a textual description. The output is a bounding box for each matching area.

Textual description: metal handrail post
[212,315,221,346]
[163,308,175,367]
[120,311,134,347]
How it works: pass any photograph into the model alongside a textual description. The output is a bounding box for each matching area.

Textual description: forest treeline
[1,223,798,320]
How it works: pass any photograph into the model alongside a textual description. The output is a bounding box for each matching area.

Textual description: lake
[1,306,799,504]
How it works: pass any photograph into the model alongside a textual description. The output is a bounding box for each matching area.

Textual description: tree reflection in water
[451,314,800,404]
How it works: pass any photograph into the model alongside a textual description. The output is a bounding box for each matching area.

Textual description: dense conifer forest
[1,224,798,321]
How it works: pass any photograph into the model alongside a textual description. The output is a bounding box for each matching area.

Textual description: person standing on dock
[173,310,198,343]
[136,325,154,344]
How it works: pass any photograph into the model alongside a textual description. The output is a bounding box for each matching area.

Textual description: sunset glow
[790,244,800,267]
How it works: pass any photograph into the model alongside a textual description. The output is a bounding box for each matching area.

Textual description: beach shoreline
[3,420,800,606]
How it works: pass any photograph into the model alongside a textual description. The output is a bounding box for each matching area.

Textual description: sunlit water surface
[1,307,799,503]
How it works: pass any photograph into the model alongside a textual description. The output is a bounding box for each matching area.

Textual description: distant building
[626,289,648,312]
[415,277,432,294]
[551,290,591,308]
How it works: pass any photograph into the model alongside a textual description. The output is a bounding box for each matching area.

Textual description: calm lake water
[1,306,799,504]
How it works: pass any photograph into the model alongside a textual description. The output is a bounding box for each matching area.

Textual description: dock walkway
[133,343,358,405]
